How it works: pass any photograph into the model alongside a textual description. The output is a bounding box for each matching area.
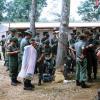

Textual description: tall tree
[30,0,36,36]
[56,0,70,69]
[4,0,46,22]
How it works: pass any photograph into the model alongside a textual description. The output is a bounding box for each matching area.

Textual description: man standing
[18,38,37,90]
[84,31,98,81]
[51,32,58,56]
[74,34,88,88]
[20,29,32,57]
[5,28,18,70]
[19,30,32,71]
[7,37,20,86]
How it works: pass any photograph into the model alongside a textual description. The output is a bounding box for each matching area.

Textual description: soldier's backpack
[42,73,53,82]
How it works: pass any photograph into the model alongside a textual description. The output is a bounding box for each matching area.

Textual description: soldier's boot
[81,81,89,88]
[88,75,92,82]
[76,80,81,86]
[24,79,33,90]
[28,80,35,88]
[15,78,21,84]
[94,73,97,80]
[11,78,17,86]
[38,79,42,86]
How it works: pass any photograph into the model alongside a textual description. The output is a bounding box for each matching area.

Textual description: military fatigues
[36,44,45,85]
[74,40,87,85]
[38,40,53,85]
[86,38,97,80]
[69,37,76,72]
[51,37,58,55]
[18,37,23,71]
[62,41,73,80]
[7,42,19,83]
[5,34,18,69]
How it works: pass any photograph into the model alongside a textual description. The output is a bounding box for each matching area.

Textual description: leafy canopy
[78,0,100,21]
[3,0,47,22]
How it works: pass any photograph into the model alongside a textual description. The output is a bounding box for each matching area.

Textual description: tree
[56,0,70,69]
[78,0,100,21]
[4,0,47,22]
[30,0,36,36]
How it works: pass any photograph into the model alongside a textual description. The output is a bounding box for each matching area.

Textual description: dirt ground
[0,61,100,100]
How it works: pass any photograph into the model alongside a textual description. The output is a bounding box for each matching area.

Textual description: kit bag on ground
[42,73,53,82]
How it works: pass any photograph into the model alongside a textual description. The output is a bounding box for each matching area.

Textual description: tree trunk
[30,0,36,36]
[56,0,70,69]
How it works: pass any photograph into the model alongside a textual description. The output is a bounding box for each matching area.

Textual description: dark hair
[43,32,48,36]
[84,31,93,36]
[79,34,86,40]
[2,35,5,38]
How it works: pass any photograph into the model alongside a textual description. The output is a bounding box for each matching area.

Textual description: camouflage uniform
[5,29,18,70]
[7,38,19,84]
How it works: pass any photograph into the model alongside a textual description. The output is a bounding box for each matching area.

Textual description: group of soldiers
[0,28,58,87]
[69,29,100,88]
[0,28,100,90]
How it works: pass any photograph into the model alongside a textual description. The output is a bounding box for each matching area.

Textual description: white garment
[18,45,37,80]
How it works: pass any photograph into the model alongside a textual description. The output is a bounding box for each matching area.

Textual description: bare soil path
[0,61,99,100]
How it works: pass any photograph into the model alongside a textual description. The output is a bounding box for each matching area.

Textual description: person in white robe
[18,38,37,90]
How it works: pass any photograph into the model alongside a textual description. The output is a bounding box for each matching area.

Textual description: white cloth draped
[18,45,37,80]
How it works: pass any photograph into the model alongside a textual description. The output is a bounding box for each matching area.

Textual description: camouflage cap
[25,29,32,35]
[17,32,23,35]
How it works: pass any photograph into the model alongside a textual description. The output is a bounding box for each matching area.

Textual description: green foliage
[0,0,6,21]
[3,0,47,22]
[78,0,100,21]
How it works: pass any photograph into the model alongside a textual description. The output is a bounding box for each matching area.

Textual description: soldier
[37,40,53,85]
[63,42,72,82]
[43,40,53,74]
[6,28,18,46]
[41,32,49,44]
[19,30,32,71]
[51,32,58,55]
[51,32,58,70]
[20,29,32,57]
[84,31,98,81]
[7,37,20,86]
[17,32,23,71]
[36,43,44,85]
[35,33,40,43]
[5,28,18,71]
[69,33,76,46]
[74,34,89,88]
[69,33,77,72]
